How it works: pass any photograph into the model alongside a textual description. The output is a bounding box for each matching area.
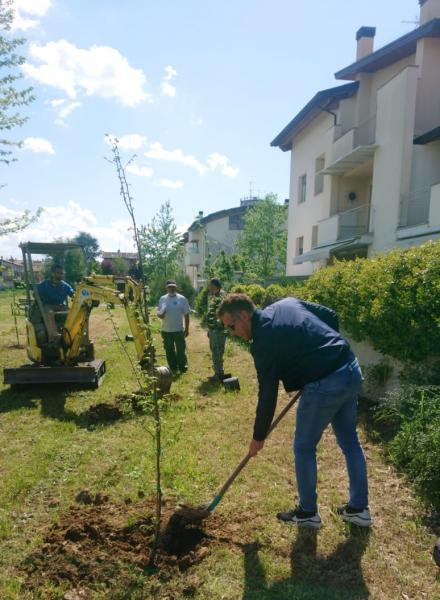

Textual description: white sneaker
[337,504,372,527]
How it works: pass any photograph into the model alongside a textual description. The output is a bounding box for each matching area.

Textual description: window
[314,154,325,196]
[229,214,245,230]
[311,225,318,248]
[190,241,199,253]
[298,174,307,204]
[295,236,304,256]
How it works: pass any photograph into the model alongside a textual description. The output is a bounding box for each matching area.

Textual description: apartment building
[272,0,440,276]
[183,197,259,288]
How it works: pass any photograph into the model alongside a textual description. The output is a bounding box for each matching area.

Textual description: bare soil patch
[80,402,123,424]
[21,494,241,595]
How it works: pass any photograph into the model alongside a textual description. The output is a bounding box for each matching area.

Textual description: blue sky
[1,0,419,257]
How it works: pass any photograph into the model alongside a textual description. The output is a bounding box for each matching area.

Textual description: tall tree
[237,194,288,279]
[72,231,100,262]
[71,231,100,274]
[0,0,35,165]
[140,200,183,281]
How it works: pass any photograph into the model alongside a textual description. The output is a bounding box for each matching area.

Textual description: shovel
[167,390,302,529]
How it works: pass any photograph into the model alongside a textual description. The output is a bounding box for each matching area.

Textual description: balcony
[397,182,440,239]
[322,114,377,176]
[293,204,372,265]
[184,248,201,267]
[317,204,371,247]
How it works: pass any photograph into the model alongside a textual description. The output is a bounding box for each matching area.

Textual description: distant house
[183,197,260,288]
[101,251,138,275]
[272,0,440,276]
[0,258,24,289]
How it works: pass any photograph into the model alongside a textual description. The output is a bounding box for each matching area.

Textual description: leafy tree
[0,207,42,236]
[140,200,183,282]
[72,231,100,272]
[237,194,288,279]
[111,256,129,276]
[0,0,35,164]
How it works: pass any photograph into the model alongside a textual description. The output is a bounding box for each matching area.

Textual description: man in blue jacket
[37,264,74,343]
[218,293,371,529]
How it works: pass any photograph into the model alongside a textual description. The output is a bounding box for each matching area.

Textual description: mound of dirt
[21,495,240,595]
[81,403,122,424]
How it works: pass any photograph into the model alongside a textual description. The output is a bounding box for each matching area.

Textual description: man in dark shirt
[37,264,74,342]
[218,293,370,529]
[206,278,226,381]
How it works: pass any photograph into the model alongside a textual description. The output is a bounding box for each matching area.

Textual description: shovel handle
[207,390,302,512]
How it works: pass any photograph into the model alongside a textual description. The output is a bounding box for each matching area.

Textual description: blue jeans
[293,358,368,512]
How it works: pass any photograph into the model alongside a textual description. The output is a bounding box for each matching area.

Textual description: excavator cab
[4,242,171,392]
[4,241,105,387]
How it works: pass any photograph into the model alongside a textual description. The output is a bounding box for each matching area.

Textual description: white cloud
[145,142,239,178]
[105,133,147,151]
[160,65,177,97]
[23,40,152,107]
[160,82,176,97]
[57,101,82,119]
[11,0,52,31]
[154,179,184,189]
[207,152,240,178]
[145,142,206,175]
[22,137,55,154]
[0,202,135,258]
[46,98,82,126]
[126,164,154,177]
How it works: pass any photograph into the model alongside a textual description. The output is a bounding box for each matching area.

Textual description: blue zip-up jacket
[250,297,354,441]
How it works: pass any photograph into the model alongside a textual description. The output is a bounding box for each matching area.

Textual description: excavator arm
[62,276,154,369]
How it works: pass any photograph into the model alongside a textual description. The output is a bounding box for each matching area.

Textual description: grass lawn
[0,289,439,599]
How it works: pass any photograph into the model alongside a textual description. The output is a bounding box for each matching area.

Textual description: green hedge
[199,240,440,363]
[301,241,440,362]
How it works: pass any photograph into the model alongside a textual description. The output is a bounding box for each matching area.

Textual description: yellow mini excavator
[4,242,170,389]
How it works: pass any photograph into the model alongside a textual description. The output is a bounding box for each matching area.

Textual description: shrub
[375,386,440,510]
[302,240,440,362]
[195,286,209,318]
[263,284,286,306]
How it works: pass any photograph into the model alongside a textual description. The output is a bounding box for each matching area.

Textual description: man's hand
[184,329,189,338]
[249,438,264,457]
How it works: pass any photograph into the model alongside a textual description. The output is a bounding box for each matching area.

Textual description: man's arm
[157,297,166,319]
[184,313,190,337]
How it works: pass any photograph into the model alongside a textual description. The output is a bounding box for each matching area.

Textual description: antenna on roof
[401,15,420,28]
[249,181,253,198]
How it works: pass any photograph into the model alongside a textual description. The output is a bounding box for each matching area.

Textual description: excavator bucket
[4,359,106,387]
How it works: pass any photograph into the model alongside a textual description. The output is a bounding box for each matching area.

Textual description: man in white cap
[157,280,190,374]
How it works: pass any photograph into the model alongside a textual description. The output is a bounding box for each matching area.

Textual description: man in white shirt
[157,280,190,374]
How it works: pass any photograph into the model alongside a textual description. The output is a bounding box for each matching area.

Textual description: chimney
[419,0,440,24]
[356,26,376,61]
[198,211,203,218]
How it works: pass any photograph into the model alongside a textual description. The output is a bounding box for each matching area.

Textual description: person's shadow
[242,525,370,599]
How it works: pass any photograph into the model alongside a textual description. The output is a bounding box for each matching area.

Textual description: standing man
[157,279,190,375]
[218,293,370,529]
[37,264,74,343]
[206,278,227,382]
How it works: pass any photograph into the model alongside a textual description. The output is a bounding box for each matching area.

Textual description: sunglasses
[225,316,239,332]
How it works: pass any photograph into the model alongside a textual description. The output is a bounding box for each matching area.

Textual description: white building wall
[205,216,242,258]
[415,38,440,135]
[369,66,419,252]
[286,112,334,276]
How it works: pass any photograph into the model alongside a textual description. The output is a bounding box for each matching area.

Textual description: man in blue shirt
[37,264,74,343]
[218,293,371,529]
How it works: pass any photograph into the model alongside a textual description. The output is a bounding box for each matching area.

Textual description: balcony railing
[317,204,371,246]
[332,114,377,161]
[399,187,431,227]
